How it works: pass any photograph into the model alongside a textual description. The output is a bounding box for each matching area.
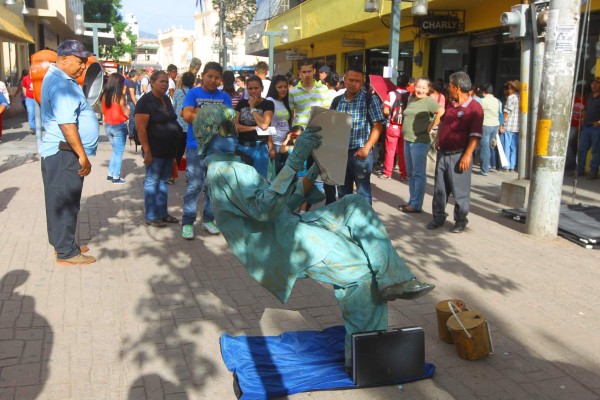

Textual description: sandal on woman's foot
[160,215,179,224]
[146,220,167,228]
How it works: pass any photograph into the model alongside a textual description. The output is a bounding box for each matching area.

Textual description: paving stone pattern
[0,120,599,399]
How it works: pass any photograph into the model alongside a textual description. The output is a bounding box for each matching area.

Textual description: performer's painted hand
[304,163,320,182]
[286,126,322,171]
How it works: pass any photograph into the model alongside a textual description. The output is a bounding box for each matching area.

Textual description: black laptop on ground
[352,326,425,387]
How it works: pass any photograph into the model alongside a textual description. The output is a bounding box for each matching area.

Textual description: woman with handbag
[135,70,181,227]
[102,73,130,184]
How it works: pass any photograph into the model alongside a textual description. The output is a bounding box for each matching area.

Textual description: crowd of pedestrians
[6,37,599,265]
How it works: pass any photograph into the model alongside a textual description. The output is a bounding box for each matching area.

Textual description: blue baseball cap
[57,40,93,59]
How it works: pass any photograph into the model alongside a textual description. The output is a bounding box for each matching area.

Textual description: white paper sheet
[307,106,352,185]
[255,126,277,136]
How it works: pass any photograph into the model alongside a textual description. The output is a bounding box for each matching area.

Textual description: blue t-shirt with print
[183,86,232,148]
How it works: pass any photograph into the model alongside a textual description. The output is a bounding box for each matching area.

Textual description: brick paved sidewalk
[0,118,599,399]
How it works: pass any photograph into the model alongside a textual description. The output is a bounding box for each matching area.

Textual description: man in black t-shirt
[125,70,140,139]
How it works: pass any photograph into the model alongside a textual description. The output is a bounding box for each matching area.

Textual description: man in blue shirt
[330,66,384,204]
[40,40,99,265]
[180,62,232,239]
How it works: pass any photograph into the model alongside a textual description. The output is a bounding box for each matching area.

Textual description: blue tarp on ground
[220,326,436,399]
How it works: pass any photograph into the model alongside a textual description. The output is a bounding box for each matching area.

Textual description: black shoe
[451,222,468,233]
[426,220,445,230]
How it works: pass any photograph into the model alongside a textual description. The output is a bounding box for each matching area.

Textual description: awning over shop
[0,6,34,43]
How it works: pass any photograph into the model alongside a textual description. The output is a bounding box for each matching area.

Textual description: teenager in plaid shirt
[329,65,385,205]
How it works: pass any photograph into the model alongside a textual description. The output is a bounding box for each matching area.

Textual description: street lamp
[262,25,288,78]
[75,14,108,57]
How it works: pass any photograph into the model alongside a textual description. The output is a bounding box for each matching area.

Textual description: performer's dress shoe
[380,279,435,301]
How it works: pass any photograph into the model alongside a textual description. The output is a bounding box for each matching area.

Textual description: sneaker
[201,220,221,235]
[56,253,96,266]
[107,176,113,181]
[426,219,445,230]
[182,224,194,240]
[111,178,126,184]
[451,221,468,233]
[377,174,391,180]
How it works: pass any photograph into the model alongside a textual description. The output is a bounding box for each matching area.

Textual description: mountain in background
[138,31,158,39]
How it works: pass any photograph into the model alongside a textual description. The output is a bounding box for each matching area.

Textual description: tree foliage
[83,0,137,60]
[212,0,257,36]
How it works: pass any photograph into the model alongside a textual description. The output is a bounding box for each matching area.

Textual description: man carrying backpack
[379,73,411,180]
[329,65,384,205]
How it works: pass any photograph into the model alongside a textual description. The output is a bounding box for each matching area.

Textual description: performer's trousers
[303,195,415,366]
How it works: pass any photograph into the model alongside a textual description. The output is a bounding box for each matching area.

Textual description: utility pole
[526,0,581,237]
[219,0,227,70]
[528,2,547,179]
[388,0,401,81]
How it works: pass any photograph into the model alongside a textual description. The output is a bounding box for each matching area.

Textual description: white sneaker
[201,220,220,235]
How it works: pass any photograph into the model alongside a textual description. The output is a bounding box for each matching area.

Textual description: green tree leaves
[83,0,137,60]
[212,0,257,36]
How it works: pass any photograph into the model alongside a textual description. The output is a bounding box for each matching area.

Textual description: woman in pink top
[102,73,130,184]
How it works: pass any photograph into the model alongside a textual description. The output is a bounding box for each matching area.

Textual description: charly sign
[420,15,461,35]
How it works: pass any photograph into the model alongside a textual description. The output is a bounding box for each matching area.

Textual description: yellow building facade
[253,0,600,89]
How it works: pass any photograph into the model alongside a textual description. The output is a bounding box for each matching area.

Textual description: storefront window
[430,36,469,82]
[365,41,413,78]
[345,51,364,71]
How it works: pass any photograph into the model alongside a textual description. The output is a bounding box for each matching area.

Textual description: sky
[120,0,198,35]
[119,0,262,36]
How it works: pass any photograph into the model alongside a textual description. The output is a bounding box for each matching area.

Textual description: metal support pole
[388,0,401,80]
[529,37,545,177]
[268,34,275,78]
[518,36,532,179]
[526,0,581,237]
[83,22,108,57]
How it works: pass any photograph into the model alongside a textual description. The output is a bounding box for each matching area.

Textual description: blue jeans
[337,149,374,205]
[479,125,499,174]
[235,142,269,178]
[144,157,172,221]
[105,122,127,179]
[25,97,36,130]
[404,141,429,210]
[501,131,518,170]
[127,101,136,138]
[182,148,213,225]
[578,124,600,174]
[490,147,498,169]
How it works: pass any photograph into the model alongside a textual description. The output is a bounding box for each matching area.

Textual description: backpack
[388,89,410,126]
[330,91,373,127]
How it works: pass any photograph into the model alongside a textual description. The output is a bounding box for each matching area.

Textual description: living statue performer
[194,104,435,368]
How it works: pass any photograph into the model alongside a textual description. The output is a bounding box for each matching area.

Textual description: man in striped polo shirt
[289,59,330,127]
